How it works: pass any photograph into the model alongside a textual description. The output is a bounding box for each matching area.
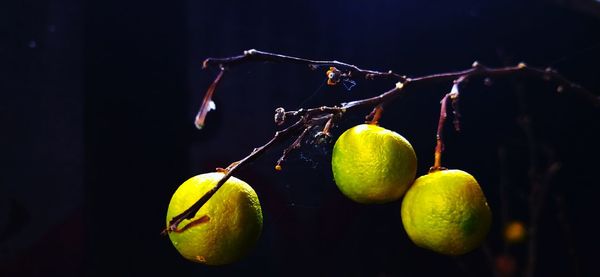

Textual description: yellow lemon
[401,169,492,255]
[331,124,417,204]
[166,172,262,265]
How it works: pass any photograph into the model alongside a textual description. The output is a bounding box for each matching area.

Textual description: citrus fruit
[331,124,417,204]
[401,169,492,255]
[166,172,263,265]
[504,220,526,244]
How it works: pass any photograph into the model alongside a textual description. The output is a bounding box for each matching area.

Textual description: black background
[1,0,600,276]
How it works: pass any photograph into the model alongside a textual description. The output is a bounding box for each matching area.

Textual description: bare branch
[431,92,452,172]
[203,49,407,82]
[162,117,307,234]
[409,62,597,106]
[275,125,313,171]
[165,51,597,235]
[163,111,336,234]
[205,51,597,103]
[198,52,597,130]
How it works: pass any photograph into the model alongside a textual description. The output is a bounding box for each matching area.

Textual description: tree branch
[203,49,407,82]
[204,51,596,106]
[163,112,334,234]
[275,125,313,171]
[162,117,306,234]
[165,51,597,235]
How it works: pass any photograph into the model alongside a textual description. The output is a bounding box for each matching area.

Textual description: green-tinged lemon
[401,169,492,255]
[166,172,262,265]
[331,124,417,204]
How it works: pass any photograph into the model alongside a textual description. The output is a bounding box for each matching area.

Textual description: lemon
[166,172,263,265]
[401,169,492,255]
[331,124,417,204]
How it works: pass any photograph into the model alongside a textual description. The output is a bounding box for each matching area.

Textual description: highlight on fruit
[331,124,417,204]
[165,172,263,265]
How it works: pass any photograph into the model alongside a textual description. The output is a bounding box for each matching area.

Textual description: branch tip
[274,107,286,125]
[244,49,257,55]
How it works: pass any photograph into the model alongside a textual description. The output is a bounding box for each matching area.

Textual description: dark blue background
[2,0,600,276]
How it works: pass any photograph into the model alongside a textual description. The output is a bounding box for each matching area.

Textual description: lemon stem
[433,138,443,170]
[431,93,452,172]
[366,104,384,125]
[432,79,464,172]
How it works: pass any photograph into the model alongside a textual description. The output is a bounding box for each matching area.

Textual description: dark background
[1,0,600,276]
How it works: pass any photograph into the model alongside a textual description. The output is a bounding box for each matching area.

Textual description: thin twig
[275,125,313,171]
[432,92,451,171]
[450,80,462,132]
[163,112,334,234]
[204,51,596,107]
[430,78,464,172]
[162,117,307,234]
[203,49,407,82]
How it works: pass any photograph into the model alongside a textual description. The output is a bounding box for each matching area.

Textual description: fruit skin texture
[401,169,492,255]
[166,172,263,265]
[332,124,417,204]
